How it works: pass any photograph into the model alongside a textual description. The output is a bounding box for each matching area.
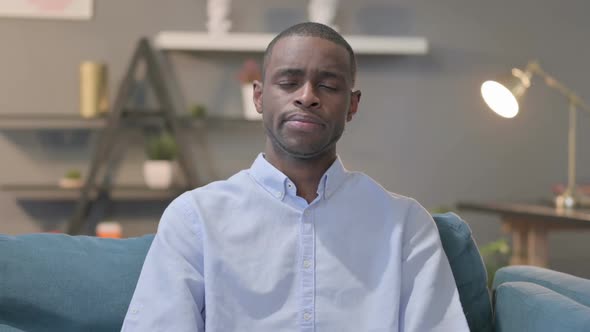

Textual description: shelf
[1,184,183,201]
[0,113,261,130]
[0,114,106,130]
[154,31,429,55]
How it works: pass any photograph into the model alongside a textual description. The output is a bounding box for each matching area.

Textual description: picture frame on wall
[0,0,93,20]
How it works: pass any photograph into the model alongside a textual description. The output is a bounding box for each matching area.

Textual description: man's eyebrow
[318,70,346,81]
[272,68,305,78]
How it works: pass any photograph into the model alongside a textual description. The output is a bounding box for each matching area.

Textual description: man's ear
[253,80,263,114]
[347,90,361,122]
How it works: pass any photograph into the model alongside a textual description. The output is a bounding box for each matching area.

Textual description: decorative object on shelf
[190,104,207,119]
[59,169,83,189]
[237,59,262,120]
[80,61,109,118]
[0,0,93,20]
[308,0,339,31]
[144,132,178,189]
[206,0,232,35]
[95,221,122,238]
[481,60,590,209]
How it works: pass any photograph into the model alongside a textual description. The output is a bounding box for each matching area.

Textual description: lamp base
[555,192,577,209]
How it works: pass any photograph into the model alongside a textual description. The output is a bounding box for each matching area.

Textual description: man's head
[262,22,357,86]
[254,22,361,161]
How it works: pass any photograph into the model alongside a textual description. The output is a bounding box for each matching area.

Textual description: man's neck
[264,144,336,204]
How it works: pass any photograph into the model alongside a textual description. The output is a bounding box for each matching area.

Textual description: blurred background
[0,0,589,277]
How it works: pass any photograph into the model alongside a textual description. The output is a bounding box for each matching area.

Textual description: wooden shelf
[154,31,429,55]
[1,184,183,201]
[0,114,106,130]
[0,113,261,130]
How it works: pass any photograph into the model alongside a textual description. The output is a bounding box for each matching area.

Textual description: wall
[0,0,589,277]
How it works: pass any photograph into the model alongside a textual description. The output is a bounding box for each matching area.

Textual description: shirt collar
[248,153,348,201]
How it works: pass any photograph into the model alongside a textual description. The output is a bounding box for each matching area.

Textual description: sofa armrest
[495,281,590,332]
[493,265,590,307]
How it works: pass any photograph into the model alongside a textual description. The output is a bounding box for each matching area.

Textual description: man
[122,22,468,331]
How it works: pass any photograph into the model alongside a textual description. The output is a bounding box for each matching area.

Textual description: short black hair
[262,22,357,86]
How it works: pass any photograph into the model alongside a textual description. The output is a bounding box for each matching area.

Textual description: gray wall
[1,0,589,277]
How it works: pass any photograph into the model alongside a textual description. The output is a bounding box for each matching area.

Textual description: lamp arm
[526,61,590,113]
[526,61,585,207]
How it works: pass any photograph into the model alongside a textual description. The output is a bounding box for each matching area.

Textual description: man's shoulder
[191,170,252,194]
[168,170,253,215]
[345,171,417,207]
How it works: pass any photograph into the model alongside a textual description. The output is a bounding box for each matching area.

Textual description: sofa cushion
[495,281,590,332]
[433,212,493,332]
[0,233,154,332]
[493,265,590,307]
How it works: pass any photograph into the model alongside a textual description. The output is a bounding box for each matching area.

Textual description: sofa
[1,213,588,332]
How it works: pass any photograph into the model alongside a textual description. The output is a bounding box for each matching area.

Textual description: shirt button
[303,260,312,268]
[275,191,282,198]
[287,183,293,188]
[303,312,312,321]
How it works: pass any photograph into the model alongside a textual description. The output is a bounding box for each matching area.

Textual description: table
[456,201,590,267]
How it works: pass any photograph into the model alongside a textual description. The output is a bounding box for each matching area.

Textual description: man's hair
[263,22,357,85]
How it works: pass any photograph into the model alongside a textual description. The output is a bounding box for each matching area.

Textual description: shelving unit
[1,31,430,234]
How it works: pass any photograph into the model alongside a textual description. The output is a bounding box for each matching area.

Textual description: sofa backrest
[0,213,492,332]
[0,233,154,332]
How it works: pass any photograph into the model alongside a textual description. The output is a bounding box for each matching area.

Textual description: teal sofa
[1,213,587,331]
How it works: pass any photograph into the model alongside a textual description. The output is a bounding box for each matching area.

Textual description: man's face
[254,36,360,159]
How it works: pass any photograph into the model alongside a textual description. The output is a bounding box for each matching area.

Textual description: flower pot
[241,84,261,120]
[59,177,83,189]
[143,160,174,189]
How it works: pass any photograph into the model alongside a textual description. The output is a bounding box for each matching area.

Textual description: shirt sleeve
[121,192,205,332]
[399,200,469,332]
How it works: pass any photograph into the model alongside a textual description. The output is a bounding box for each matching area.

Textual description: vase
[308,0,339,31]
[241,84,261,120]
[207,0,232,34]
[79,61,109,118]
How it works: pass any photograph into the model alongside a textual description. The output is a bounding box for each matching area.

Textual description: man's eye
[278,82,297,88]
[319,84,337,91]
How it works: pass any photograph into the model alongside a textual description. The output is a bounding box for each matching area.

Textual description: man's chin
[280,144,331,160]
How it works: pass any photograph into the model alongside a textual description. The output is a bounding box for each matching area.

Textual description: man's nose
[294,82,320,109]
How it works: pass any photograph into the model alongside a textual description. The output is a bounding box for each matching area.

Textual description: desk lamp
[481,61,590,209]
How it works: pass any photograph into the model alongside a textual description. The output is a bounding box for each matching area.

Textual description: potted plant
[143,132,178,189]
[59,169,83,189]
[479,238,510,288]
[237,59,262,120]
[190,104,207,119]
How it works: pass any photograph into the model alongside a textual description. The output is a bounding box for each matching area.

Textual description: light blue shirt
[122,154,468,332]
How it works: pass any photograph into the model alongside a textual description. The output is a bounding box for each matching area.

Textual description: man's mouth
[284,113,324,125]
[283,114,325,131]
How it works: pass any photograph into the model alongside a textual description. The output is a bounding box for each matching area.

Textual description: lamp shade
[481,68,532,118]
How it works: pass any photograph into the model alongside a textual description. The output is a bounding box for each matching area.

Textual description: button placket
[299,208,315,330]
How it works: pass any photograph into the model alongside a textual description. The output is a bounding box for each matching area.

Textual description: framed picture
[0,0,93,20]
